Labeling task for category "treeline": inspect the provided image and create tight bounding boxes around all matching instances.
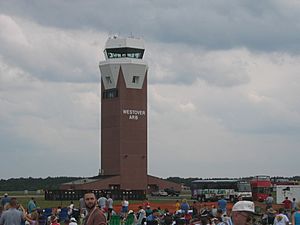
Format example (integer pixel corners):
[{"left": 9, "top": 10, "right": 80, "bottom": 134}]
[
  {"left": 166, "top": 177, "right": 200, "bottom": 187},
  {"left": 166, "top": 176, "right": 300, "bottom": 187},
  {"left": 0, "top": 177, "right": 82, "bottom": 191},
  {"left": 1, "top": 176, "right": 299, "bottom": 191}
]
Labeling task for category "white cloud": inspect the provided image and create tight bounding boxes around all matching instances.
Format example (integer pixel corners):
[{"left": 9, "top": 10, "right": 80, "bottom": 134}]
[
  {"left": 1, "top": 2, "right": 300, "bottom": 179},
  {"left": 0, "top": 14, "right": 107, "bottom": 83}
]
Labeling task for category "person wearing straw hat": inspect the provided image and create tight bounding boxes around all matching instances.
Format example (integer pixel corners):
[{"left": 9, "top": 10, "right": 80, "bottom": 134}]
[{"left": 263, "top": 208, "right": 276, "bottom": 225}]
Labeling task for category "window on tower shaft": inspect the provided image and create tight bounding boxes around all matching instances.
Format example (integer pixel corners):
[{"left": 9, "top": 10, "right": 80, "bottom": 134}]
[{"left": 102, "top": 88, "right": 118, "bottom": 99}]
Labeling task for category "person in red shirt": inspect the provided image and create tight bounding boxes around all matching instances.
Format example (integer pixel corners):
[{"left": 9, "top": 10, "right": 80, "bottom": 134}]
[{"left": 282, "top": 197, "right": 292, "bottom": 210}]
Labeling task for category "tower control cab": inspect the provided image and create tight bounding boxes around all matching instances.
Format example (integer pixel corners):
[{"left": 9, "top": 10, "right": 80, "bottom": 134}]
[{"left": 99, "top": 36, "right": 148, "bottom": 91}]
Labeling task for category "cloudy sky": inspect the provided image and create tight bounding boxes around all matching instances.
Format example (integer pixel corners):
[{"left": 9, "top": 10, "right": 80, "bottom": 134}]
[{"left": 1, "top": 0, "right": 300, "bottom": 179}]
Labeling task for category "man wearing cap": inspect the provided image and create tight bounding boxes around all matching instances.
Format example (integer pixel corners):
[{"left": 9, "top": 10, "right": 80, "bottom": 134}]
[
  {"left": 1, "top": 194, "right": 10, "bottom": 208},
  {"left": 83, "top": 192, "right": 107, "bottom": 225},
  {"left": 231, "top": 200, "right": 256, "bottom": 225}
]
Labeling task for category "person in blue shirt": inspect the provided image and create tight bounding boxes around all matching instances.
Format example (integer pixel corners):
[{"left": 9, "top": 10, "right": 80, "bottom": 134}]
[
  {"left": 146, "top": 209, "right": 160, "bottom": 225},
  {"left": 27, "top": 197, "right": 37, "bottom": 214},
  {"left": 180, "top": 199, "right": 189, "bottom": 215},
  {"left": 1, "top": 194, "right": 10, "bottom": 208},
  {"left": 218, "top": 196, "right": 227, "bottom": 214},
  {"left": 292, "top": 202, "right": 300, "bottom": 225}
]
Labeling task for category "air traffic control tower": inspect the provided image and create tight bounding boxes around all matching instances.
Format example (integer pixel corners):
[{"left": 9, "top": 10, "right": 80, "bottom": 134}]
[
  {"left": 99, "top": 36, "right": 148, "bottom": 190},
  {"left": 60, "top": 36, "right": 181, "bottom": 195}
]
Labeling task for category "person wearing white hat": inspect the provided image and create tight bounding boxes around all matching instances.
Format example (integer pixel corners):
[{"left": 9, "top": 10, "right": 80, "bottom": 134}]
[
  {"left": 231, "top": 200, "right": 256, "bottom": 225},
  {"left": 69, "top": 217, "right": 78, "bottom": 225}
]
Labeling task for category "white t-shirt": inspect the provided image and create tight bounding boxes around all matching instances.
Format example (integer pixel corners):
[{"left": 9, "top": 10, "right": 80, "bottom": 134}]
[
  {"left": 107, "top": 198, "right": 113, "bottom": 209},
  {"left": 274, "top": 213, "right": 289, "bottom": 225},
  {"left": 68, "top": 203, "right": 74, "bottom": 215},
  {"left": 123, "top": 200, "right": 129, "bottom": 207},
  {"left": 98, "top": 197, "right": 107, "bottom": 208}
]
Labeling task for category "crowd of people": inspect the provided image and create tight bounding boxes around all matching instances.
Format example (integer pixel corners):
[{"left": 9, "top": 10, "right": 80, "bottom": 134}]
[
  {"left": 261, "top": 195, "right": 300, "bottom": 225},
  {"left": 0, "top": 193, "right": 79, "bottom": 225},
  {"left": 1, "top": 192, "right": 300, "bottom": 225},
  {"left": 0, "top": 193, "right": 42, "bottom": 225}
]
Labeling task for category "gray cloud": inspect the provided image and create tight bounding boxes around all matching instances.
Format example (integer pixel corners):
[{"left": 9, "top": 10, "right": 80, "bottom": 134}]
[
  {"left": 1, "top": 1, "right": 300, "bottom": 52},
  {"left": 1, "top": 1, "right": 300, "bottom": 179},
  {"left": 0, "top": 14, "right": 105, "bottom": 83}
]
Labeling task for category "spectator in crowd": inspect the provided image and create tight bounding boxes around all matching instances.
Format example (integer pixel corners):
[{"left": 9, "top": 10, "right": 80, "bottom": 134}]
[
  {"left": 283, "top": 197, "right": 293, "bottom": 219},
  {"left": 0, "top": 197, "right": 26, "bottom": 225},
  {"left": 127, "top": 210, "right": 137, "bottom": 224},
  {"left": 180, "top": 199, "right": 189, "bottom": 215},
  {"left": 68, "top": 201, "right": 74, "bottom": 217},
  {"left": 283, "top": 197, "right": 292, "bottom": 211},
  {"left": 217, "top": 196, "right": 227, "bottom": 214},
  {"left": 292, "top": 202, "right": 300, "bottom": 225},
  {"left": 0, "top": 194, "right": 10, "bottom": 208},
  {"left": 175, "top": 200, "right": 180, "bottom": 212},
  {"left": 292, "top": 198, "right": 297, "bottom": 211},
  {"left": 27, "top": 197, "right": 37, "bottom": 214},
  {"left": 106, "top": 195, "right": 113, "bottom": 221},
  {"left": 231, "top": 200, "right": 257, "bottom": 225},
  {"left": 79, "top": 197, "right": 86, "bottom": 218},
  {"left": 137, "top": 205, "right": 146, "bottom": 225},
  {"left": 191, "top": 201, "right": 198, "bottom": 217},
  {"left": 49, "top": 215, "right": 60, "bottom": 225},
  {"left": 121, "top": 197, "right": 129, "bottom": 218},
  {"left": 161, "top": 209, "right": 173, "bottom": 225},
  {"left": 146, "top": 209, "right": 160, "bottom": 225},
  {"left": 25, "top": 210, "right": 39, "bottom": 225},
  {"left": 274, "top": 208, "right": 289, "bottom": 225},
  {"left": 143, "top": 198, "right": 150, "bottom": 209},
  {"left": 98, "top": 194, "right": 107, "bottom": 210},
  {"left": 69, "top": 217, "right": 78, "bottom": 225},
  {"left": 64, "top": 218, "right": 70, "bottom": 225},
  {"left": 84, "top": 192, "right": 106, "bottom": 225},
  {"left": 144, "top": 205, "right": 152, "bottom": 218},
  {"left": 262, "top": 208, "right": 276, "bottom": 225},
  {"left": 265, "top": 194, "right": 274, "bottom": 209},
  {"left": 216, "top": 208, "right": 225, "bottom": 220},
  {"left": 211, "top": 205, "right": 217, "bottom": 217}
]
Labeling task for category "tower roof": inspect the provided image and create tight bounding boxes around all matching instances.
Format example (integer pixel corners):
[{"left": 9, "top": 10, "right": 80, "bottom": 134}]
[{"left": 105, "top": 36, "right": 145, "bottom": 50}]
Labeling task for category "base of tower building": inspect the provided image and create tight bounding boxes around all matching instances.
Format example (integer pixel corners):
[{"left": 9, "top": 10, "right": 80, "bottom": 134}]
[{"left": 59, "top": 174, "right": 181, "bottom": 197}]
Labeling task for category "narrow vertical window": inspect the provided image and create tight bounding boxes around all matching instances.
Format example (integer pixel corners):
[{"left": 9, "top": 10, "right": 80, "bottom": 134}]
[
  {"left": 105, "top": 76, "right": 112, "bottom": 84},
  {"left": 132, "top": 76, "right": 139, "bottom": 84}
]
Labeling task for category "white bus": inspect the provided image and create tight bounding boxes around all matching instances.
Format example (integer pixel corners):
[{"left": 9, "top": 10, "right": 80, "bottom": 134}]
[{"left": 191, "top": 179, "right": 252, "bottom": 202}]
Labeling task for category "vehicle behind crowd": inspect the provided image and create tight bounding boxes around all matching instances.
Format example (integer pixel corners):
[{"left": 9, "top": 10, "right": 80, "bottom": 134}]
[
  {"left": 191, "top": 179, "right": 252, "bottom": 202},
  {"left": 250, "top": 176, "right": 272, "bottom": 202}
]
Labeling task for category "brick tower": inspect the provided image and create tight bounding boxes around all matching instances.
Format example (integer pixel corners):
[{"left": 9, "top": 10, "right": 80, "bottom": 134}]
[
  {"left": 99, "top": 36, "right": 148, "bottom": 190},
  {"left": 59, "top": 36, "right": 181, "bottom": 195}
]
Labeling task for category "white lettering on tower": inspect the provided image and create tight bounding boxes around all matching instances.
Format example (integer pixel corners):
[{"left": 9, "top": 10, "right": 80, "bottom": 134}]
[{"left": 122, "top": 109, "right": 146, "bottom": 120}]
